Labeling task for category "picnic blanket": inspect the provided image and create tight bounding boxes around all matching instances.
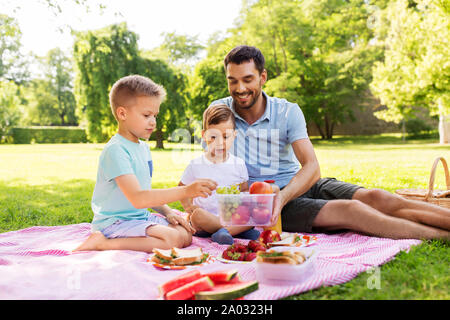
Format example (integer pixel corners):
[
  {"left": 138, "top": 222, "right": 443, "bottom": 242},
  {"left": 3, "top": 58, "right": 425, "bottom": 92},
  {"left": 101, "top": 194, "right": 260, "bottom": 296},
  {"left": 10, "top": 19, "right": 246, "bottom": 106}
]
[{"left": 0, "top": 223, "right": 421, "bottom": 300}]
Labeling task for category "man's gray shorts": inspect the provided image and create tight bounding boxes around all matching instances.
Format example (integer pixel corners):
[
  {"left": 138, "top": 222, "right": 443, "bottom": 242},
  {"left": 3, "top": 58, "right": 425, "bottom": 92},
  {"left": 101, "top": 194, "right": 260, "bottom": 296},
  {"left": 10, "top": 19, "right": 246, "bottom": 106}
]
[{"left": 281, "top": 178, "right": 364, "bottom": 233}]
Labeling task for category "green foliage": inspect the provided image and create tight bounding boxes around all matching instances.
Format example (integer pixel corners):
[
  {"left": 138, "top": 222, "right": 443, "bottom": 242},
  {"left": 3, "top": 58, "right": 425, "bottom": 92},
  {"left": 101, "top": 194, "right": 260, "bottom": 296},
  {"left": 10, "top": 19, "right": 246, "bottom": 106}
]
[
  {"left": 191, "top": 0, "right": 385, "bottom": 139},
  {"left": 0, "top": 81, "right": 22, "bottom": 143},
  {"left": 0, "top": 14, "right": 28, "bottom": 83},
  {"left": 403, "top": 118, "right": 433, "bottom": 137},
  {"left": 73, "top": 23, "right": 187, "bottom": 145},
  {"left": 73, "top": 23, "right": 141, "bottom": 142},
  {"left": 11, "top": 126, "right": 87, "bottom": 144},
  {"left": 157, "top": 32, "right": 204, "bottom": 66},
  {"left": 371, "top": 0, "right": 450, "bottom": 123}
]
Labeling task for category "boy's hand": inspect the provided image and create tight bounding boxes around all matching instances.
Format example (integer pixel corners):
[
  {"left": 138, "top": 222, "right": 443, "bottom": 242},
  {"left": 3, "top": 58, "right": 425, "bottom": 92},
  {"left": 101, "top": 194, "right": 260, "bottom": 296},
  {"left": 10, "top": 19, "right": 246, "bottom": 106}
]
[
  {"left": 166, "top": 212, "right": 196, "bottom": 233},
  {"left": 186, "top": 179, "right": 217, "bottom": 198}
]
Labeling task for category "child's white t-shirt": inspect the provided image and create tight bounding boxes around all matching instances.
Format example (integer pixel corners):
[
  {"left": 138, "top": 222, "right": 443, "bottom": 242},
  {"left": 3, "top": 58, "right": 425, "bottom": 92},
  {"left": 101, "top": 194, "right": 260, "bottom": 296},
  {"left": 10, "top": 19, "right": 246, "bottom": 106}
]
[{"left": 180, "top": 153, "right": 249, "bottom": 216}]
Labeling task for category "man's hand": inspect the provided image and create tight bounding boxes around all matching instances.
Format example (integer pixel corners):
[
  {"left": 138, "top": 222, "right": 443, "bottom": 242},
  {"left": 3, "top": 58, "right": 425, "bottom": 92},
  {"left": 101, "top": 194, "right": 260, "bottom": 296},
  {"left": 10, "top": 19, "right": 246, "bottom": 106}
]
[
  {"left": 270, "top": 184, "right": 285, "bottom": 226},
  {"left": 186, "top": 179, "right": 217, "bottom": 198},
  {"left": 165, "top": 211, "right": 196, "bottom": 234}
]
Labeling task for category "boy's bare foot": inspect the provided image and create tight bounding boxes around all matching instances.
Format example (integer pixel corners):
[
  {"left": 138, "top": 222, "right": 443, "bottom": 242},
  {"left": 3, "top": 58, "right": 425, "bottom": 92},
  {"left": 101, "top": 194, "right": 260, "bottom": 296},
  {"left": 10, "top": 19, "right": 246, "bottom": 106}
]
[{"left": 73, "top": 231, "right": 107, "bottom": 251}]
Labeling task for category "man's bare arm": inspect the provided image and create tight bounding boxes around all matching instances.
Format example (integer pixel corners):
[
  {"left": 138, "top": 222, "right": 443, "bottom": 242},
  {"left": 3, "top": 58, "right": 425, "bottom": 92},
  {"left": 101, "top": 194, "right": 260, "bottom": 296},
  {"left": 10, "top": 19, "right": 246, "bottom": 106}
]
[{"left": 270, "top": 138, "right": 321, "bottom": 224}]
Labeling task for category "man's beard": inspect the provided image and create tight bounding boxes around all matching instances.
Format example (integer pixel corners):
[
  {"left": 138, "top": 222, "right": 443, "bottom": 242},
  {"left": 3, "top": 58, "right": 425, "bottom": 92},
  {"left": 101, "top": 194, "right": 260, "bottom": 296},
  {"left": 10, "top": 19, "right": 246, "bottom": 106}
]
[{"left": 232, "top": 87, "right": 262, "bottom": 110}]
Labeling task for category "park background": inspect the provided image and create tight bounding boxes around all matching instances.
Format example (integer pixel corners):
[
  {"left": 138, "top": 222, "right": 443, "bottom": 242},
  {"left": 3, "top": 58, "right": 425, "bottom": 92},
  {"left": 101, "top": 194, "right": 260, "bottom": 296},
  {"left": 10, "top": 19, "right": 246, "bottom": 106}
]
[{"left": 0, "top": 0, "right": 449, "bottom": 299}]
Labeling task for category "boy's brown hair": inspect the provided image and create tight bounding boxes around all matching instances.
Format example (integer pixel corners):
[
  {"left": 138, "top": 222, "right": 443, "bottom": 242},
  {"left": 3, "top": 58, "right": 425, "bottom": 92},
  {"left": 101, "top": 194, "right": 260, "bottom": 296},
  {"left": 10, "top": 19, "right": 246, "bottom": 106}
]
[
  {"left": 109, "top": 75, "right": 166, "bottom": 120},
  {"left": 202, "top": 104, "right": 236, "bottom": 130}
]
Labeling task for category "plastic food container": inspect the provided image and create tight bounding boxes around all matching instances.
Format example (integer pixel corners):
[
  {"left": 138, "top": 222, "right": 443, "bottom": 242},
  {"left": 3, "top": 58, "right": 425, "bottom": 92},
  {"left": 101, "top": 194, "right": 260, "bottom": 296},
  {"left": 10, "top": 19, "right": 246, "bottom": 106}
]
[
  {"left": 254, "top": 247, "right": 317, "bottom": 284},
  {"left": 216, "top": 192, "right": 276, "bottom": 226}
]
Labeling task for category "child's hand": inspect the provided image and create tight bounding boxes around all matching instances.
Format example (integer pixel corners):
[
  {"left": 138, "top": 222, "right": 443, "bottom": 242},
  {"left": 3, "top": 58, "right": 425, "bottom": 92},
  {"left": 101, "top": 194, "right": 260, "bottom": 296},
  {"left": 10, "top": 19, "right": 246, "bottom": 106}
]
[
  {"left": 166, "top": 212, "right": 196, "bottom": 234},
  {"left": 186, "top": 179, "right": 217, "bottom": 198}
]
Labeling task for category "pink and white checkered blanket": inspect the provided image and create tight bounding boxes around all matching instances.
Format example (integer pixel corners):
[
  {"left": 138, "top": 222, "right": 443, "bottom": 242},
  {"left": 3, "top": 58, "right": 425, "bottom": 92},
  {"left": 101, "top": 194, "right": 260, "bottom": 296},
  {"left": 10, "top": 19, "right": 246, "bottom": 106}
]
[{"left": 0, "top": 223, "right": 421, "bottom": 300}]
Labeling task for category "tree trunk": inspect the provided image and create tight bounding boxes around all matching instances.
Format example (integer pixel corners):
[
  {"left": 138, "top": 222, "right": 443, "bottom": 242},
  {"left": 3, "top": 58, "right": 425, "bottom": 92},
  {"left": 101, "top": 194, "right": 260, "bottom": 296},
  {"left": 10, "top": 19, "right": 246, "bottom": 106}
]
[
  {"left": 401, "top": 120, "right": 406, "bottom": 143},
  {"left": 328, "top": 121, "right": 334, "bottom": 140},
  {"left": 315, "top": 122, "right": 325, "bottom": 140},
  {"left": 155, "top": 129, "right": 165, "bottom": 149},
  {"left": 324, "top": 114, "right": 333, "bottom": 140},
  {"left": 438, "top": 100, "right": 449, "bottom": 144}
]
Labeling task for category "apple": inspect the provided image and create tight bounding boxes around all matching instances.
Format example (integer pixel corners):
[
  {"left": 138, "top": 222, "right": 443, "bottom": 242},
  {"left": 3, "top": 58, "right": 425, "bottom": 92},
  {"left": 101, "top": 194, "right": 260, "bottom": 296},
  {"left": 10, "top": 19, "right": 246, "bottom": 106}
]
[
  {"left": 258, "top": 229, "right": 281, "bottom": 245},
  {"left": 231, "top": 205, "right": 250, "bottom": 224},
  {"left": 249, "top": 181, "right": 273, "bottom": 194},
  {"left": 251, "top": 206, "right": 271, "bottom": 224}
]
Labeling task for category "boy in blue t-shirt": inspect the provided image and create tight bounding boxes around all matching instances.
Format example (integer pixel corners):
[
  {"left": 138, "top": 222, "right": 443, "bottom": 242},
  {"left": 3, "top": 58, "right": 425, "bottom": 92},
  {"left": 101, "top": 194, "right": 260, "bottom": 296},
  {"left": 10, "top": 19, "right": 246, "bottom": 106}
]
[{"left": 74, "top": 75, "right": 217, "bottom": 253}]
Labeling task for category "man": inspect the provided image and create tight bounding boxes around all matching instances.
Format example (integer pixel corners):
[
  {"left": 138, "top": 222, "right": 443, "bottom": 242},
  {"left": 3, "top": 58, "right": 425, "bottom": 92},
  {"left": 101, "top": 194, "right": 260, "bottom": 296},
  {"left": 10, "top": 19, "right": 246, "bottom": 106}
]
[{"left": 210, "top": 45, "right": 450, "bottom": 240}]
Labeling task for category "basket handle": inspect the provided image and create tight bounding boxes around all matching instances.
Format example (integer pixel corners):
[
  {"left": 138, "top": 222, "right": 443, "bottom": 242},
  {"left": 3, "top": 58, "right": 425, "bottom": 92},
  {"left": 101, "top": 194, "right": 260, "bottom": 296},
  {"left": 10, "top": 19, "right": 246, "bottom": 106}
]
[{"left": 426, "top": 157, "right": 450, "bottom": 200}]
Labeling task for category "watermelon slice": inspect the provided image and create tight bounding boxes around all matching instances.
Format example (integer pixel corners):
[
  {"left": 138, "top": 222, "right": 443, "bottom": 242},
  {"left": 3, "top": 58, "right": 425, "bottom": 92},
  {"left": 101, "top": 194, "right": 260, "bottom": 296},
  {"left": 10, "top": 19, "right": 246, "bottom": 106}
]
[
  {"left": 166, "top": 276, "right": 214, "bottom": 300},
  {"left": 195, "top": 281, "right": 259, "bottom": 300},
  {"left": 158, "top": 270, "right": 202, "bottom": 297},
  {"left": 204, "top": 269, "right": 239, "bottom": 284}
]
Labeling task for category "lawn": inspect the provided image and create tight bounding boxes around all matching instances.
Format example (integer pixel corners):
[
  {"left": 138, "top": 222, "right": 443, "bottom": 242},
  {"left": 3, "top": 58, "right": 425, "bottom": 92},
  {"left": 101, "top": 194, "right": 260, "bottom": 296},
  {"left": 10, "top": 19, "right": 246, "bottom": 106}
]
[{"left": 0, "top": 134, "right": 449, "bottom": 299}]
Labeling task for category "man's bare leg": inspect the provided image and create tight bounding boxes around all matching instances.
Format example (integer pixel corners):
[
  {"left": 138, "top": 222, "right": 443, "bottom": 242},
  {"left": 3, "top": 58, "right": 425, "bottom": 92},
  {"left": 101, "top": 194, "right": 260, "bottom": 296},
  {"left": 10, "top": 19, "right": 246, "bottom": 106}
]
[
  {"left": 73, "top": 224, "right": 191, "bottom": 253},
  {"left": 353, "top": 189, "right": 450, "bottom": 231},
  {"left": 312, "top": 199, "right": 450, "bottom": 240}
]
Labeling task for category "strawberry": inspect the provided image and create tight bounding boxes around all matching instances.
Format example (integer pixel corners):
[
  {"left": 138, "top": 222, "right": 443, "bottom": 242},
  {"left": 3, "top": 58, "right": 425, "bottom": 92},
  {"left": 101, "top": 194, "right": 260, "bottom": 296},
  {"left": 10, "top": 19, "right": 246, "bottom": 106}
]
[
  {"left": 244, "top": 252, "right": 257, "bottom": 261},
  {"left": 233, "top": 243, "right": 247, "bottom": 253},
  {"left": 222, "top": 249, "right": 232, "bottom": 260},
  {"left": 254, "top": 243, "right": 267, "bottom": 252},
  {"left": 247, "top": 240, "right": 260, "bottom": 252},
  {"left": 236, "top": 252, "right": 246, "bottom": 261}
]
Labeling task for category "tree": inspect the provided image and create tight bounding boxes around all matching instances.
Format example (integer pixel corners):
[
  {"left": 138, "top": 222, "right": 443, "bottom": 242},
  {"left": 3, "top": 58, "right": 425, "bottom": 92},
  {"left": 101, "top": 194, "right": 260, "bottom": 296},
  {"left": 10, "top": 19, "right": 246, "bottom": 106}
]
[
  {"left": 370, "top": 0, "right": 450, "bottom": 143},
  {"left": 0, "top": 80, "right": 22, "bottom": 143},
  {"left": 237, "top": 0, "right": 385, "bottom": 139},
  {"left": 152, "top": 32, "right": 204, "bottom": 67},
  {"left": 0, "top": 14, "right": 27, "bottom": 143},
  {"left": 187, "top": 35, "right": 238, "bottom": 128},
  {"left": 73, "top": 23, "right": 143, "bottom": 142},
  {"left": 138, "top": 57, "right": 188, "bottom": 149},
  {"left": 0, "top": 14, "right": 28, "bottom": 83},
  {"left": 73, "top": 23, "right": 187, "bottom": 146}
]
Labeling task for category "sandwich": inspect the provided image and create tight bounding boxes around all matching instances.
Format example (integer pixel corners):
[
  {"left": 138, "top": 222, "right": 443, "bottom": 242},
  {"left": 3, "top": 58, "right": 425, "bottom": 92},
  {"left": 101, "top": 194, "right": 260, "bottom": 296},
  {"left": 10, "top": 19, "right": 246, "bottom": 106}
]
[
  {"left": 151, "top": 247, "right": 207, "bottom": 266},
  {"left": 256, "top": 249, "right": 306, "bottom": 265},
  {"left": 151, "top": 248, "right": 174, "bottom": 264},
  {"left": 268, "top": 234, "right": 302, "bottom": 247}
]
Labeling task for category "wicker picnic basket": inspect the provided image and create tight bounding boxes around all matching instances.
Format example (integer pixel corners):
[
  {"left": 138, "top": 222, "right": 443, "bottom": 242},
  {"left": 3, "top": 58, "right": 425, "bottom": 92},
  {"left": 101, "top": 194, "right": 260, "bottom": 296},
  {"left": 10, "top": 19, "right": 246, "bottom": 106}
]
[{"left": 395, "top": 157, "right": 450, "bottom": 209}]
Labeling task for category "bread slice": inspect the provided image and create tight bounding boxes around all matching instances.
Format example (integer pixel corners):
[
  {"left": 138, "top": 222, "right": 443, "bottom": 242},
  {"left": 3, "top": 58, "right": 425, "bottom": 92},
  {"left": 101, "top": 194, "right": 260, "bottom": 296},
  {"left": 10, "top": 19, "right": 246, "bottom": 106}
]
[
  {"left": 152, "top": 248, "right": 174, "bottom": 260},
  {"left": 256, "top": 250, "right": 306, "bottom": 265},
  {"left": 152, "top": 248, "right": 174, "bottom": 264},
  {"left": 268, "top": 236, "right": 295, "bottom": 247},
  {"left": 151, "top": 247, "right": 205, "bottom": 266},
  {"left": 171, "top": 247, "right": 204, "bottom": 266}
]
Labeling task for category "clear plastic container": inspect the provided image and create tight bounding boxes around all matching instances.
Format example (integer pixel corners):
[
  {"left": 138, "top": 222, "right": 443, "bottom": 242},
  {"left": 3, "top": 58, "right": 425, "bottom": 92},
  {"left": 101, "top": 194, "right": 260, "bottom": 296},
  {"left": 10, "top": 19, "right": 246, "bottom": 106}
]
[
  {"left": 254, "top": 247, "right": 317, "bottom": 284},
  {"left": 217, "top": 192, "right": 276, "bottom": 226}
]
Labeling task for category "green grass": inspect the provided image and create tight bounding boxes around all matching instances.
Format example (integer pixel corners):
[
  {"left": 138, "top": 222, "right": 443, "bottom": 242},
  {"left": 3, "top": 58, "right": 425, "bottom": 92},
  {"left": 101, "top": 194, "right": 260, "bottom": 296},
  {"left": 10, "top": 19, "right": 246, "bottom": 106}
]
[{"left": 0, "top": 135, "right": 449, "bottom": 299}]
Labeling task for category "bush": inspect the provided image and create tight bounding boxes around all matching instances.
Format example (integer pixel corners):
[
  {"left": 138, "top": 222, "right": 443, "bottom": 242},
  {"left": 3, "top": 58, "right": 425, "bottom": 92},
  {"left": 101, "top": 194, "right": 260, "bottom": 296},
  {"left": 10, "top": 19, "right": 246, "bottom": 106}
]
[
  {"left": 403, "top": 118, "right": 433, "bottom": 137},
  {"left": 11, "top": 126, "right": 87, "bottom": 144}
]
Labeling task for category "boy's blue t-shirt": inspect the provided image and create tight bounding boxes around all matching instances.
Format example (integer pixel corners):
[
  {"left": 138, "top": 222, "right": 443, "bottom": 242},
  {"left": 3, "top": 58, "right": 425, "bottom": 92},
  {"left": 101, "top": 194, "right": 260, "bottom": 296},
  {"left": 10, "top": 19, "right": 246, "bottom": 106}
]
[{"left": 91, "top": 133, "right": 153, "bottom": 231}]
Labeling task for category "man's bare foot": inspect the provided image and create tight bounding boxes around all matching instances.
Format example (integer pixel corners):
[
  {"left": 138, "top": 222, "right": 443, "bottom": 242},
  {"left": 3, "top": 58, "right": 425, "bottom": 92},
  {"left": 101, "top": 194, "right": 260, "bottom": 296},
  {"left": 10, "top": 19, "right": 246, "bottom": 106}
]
[{"left": 73, "top": 231, "right": 107, "bottom": 251}]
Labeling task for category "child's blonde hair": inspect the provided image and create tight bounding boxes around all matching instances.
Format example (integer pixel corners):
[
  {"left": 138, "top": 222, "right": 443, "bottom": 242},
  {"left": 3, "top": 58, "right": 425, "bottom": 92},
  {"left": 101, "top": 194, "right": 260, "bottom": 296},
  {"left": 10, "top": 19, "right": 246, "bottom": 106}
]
[{"left": 109, "top": 75, "right": 166, "bottom": 120}]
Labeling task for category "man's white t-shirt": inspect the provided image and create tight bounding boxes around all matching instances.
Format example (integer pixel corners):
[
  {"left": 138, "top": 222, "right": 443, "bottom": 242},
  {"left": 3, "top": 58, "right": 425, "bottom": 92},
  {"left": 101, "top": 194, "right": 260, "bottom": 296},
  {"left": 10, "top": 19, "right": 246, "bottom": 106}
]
[{"left": 180, "top": 153, "right": 249, "bottom": 216}]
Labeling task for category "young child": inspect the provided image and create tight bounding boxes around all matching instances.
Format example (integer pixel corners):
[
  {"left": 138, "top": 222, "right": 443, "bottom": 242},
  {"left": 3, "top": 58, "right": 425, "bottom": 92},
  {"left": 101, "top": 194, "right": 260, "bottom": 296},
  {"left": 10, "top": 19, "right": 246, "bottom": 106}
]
[
  {"left": 74, "top": 75, "right": 217, "bottom": 253},
  {"left": 178, "top": 104, "right": 260, "bottom": 244}
]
